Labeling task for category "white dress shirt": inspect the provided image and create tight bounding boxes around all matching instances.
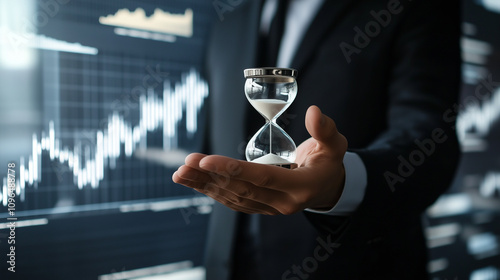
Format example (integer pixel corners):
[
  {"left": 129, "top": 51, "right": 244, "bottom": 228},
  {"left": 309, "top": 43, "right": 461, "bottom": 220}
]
[{"left": 261, "top": 0, "right": 368, "bottom": 215}]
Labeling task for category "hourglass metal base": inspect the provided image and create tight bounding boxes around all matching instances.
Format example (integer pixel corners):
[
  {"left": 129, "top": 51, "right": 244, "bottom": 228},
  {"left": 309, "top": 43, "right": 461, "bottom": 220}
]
[
  {"left": 246, "top": 152, "right": 299, "bottom": 168},
  {"left": 250, "top": 153, "right": 298, "bottom": 169},
  {"left": 277, "top": 163, "right": 298, "bottom": 169},
  {"left": 255, "top": 161, "right": 298, "bottom": 169}
]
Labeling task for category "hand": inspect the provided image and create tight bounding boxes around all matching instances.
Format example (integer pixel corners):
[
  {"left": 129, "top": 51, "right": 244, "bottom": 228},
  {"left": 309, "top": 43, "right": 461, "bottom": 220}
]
[{"left": 172, "top": 105, "right": 348, "bottom": 215}]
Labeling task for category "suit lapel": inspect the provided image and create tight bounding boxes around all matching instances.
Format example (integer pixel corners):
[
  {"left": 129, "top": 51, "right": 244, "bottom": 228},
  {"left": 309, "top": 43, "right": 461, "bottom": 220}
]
[
  {"left": 246, "top": 0, "right": 264, "bottom": 66},
  {"left": 206, "top": 1, "right": 361, "bottom": 279},
  {"left": 291, "top": 0, "right": 361, "bottom": 71}
]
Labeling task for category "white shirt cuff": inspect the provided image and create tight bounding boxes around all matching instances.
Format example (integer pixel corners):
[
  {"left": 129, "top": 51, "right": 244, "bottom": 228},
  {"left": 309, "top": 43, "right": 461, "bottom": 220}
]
[{"left": 305, "top": 152, "right": 367, "bottom": 216}]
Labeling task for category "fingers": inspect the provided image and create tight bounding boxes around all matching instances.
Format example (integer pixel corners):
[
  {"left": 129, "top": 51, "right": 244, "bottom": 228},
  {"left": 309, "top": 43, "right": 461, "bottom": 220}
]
[
  {"left": 184, "top": 153, "right": 209, "bottom": 170},
  {"left": 173, "top": 164, "right": 290, "bottom": 210},
  {"left": 197, "top": 155, "right": 307, "bottom": 192},
  {"left": 305, "top": 105, "right": 336, "bottom": 143},
  {"left": 195, "top": 186, "right": 281, "bottom": 215},
  {"left": 173, "top": 167, "right": 281, "bottom": 215},
  {"left": 305, "top": 105, "right": 348, "bottom": 157}
]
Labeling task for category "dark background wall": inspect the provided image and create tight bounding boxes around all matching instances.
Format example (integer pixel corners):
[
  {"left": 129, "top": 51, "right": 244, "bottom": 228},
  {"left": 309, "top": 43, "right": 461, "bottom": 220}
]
[
  {"left": 425, "top": 1, "right": 500, "bottom": 279},
  {"left": 0, "top": 0, "right": 498, "bottom": 279}
]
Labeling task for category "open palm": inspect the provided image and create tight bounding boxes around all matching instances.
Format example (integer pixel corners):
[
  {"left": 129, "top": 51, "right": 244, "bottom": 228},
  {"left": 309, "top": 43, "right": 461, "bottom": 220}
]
[{"left": 173, "top": 106, "right": 347, "bottom": 215}]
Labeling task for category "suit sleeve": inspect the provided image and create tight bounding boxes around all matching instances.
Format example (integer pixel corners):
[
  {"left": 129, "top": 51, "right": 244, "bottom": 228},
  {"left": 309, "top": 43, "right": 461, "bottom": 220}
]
[{"left": 305, "top": 0, "right": 461, "bottom": 238}]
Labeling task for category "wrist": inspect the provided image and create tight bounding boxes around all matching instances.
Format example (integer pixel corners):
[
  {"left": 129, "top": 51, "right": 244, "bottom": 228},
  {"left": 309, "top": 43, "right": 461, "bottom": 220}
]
[{"left": 310, "top": 164, "right": 345, "bottom": 210}]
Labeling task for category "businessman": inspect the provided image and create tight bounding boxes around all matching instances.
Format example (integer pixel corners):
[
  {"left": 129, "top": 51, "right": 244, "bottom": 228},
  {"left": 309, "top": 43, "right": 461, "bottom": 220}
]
[{"left": 173, "top": 0, "right": 461, "bottom": 279}]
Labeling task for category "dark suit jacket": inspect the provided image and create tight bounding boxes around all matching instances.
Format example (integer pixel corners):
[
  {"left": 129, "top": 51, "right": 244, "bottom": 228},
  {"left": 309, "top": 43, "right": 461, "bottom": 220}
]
[{"left": 203, "top": 0, "right": 461, "bottom": 279}]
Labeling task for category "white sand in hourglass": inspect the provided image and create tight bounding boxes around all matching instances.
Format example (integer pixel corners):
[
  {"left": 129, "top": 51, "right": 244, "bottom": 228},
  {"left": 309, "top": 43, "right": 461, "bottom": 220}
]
[
  {"left": 248, "top": 99, "right": 290, "bottom": 121},
  {"left": 252, "top": 153, "right": 293, "bottom": 164},
  {"left": 248, "top": 99, "right": 292, "bottom": 164}
]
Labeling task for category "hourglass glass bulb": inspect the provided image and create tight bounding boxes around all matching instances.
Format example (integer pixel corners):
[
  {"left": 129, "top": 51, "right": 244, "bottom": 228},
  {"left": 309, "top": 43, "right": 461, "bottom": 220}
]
[{"left": 243, "top": 68, "right": 298, "bottom": 168}]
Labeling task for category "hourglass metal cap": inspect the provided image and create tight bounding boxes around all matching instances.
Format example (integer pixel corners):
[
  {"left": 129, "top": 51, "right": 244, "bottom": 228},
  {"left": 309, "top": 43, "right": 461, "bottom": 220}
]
[{"left": 244, "top": 67, "right": 297, "bottom": 78}]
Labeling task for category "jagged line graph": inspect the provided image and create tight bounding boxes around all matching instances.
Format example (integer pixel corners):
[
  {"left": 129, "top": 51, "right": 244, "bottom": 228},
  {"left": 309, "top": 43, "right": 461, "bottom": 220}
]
[
  {"left": 1, "top": 69, "right": 208, "bottom": 206},
  {"left": 457, "top": 86, "right": 500, "bottom": 143},
  {"left": 0, "top": 28, "right": 99, "bottom": 55}
]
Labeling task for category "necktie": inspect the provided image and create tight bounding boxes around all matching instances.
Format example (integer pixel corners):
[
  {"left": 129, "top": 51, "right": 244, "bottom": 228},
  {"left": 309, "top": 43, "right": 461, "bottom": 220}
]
[
  {"left": 248, "top": 0, "right": 290, "bottom": 139},
  {"left": 262, "top": 0, "right": 289, "bottom": 66},
  {"left": 234, "top": 1, "right": 290, "bottom": 278}
]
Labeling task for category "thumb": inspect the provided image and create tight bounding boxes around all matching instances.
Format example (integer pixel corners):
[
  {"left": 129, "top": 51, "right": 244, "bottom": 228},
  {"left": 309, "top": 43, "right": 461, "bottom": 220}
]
[{"left": 305, "top": 105, "right": 347, "bottom": 154}]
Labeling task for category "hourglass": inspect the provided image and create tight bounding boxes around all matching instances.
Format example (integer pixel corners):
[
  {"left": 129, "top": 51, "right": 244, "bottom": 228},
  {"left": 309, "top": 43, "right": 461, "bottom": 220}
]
[{"left": 244, "top": 67, "right": 298, "bottom": 169}]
